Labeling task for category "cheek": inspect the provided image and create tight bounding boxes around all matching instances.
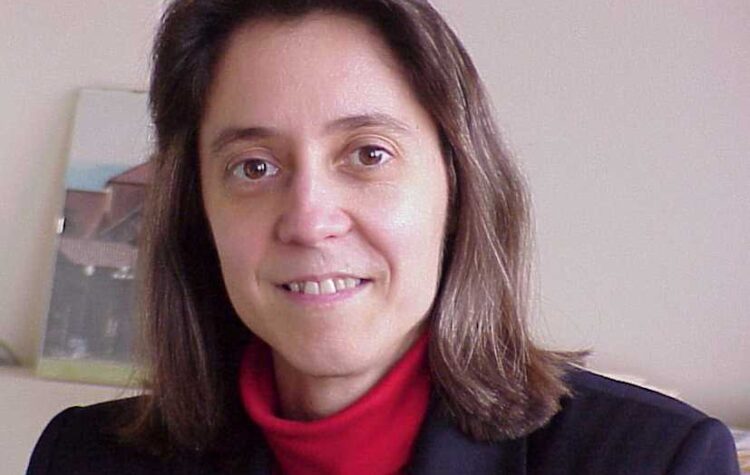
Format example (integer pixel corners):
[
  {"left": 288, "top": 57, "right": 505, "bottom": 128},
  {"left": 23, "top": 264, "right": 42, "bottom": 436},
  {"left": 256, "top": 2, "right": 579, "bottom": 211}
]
[
  {"left": 365, "top": 171, "right": 448, "bottom": 308},
  {"left": 205, "top": 203, "right": 271, "bottom": 295}
]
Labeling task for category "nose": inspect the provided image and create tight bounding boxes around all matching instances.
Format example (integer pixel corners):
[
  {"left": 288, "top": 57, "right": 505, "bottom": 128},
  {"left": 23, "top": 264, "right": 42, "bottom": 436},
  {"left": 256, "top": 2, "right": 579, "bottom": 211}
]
[{"left": 275, "top": 165, "right": 352, "bottom": 246}]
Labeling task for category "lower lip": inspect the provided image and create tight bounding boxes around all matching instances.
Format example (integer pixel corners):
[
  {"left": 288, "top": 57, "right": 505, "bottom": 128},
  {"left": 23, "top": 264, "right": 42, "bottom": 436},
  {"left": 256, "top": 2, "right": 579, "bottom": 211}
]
[{"left": 276, "top": 280, "right": 371, "bottom": 306}]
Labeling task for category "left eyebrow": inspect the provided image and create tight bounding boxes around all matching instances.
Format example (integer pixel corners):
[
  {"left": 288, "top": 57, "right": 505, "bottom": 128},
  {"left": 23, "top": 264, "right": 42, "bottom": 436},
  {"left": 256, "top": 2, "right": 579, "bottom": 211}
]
[{"left": 324, "top": 113, "right": 412, "bottom": 136}]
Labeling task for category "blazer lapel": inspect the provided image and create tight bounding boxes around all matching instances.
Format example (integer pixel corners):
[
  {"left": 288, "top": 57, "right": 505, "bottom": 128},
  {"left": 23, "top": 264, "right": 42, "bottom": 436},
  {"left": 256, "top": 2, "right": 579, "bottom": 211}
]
[{"left": 408, "top": 399, "right": 528, "bottom": 475}]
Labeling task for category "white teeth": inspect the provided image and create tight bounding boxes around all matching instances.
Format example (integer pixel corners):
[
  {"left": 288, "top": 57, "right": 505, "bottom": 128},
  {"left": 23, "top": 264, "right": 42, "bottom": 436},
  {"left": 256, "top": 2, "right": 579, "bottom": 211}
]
[
  {"left": 319, "top": 279, "right": 336, "bottom": 294},
  {"left": 303, "top": 281, "right": 320, "bottom": 295},
  {"left": 285, "top": 277, "right": 364, "bottom": 294}
]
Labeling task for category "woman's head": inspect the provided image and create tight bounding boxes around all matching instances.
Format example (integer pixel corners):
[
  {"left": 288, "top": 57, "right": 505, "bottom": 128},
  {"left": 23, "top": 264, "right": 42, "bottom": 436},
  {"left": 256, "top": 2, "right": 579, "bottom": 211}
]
[
  {"left": 199, "top": 12, "right": 448, "bottom": 389},
  {"left": 139, "top": 0, "right": 573, "bottom": 451}
]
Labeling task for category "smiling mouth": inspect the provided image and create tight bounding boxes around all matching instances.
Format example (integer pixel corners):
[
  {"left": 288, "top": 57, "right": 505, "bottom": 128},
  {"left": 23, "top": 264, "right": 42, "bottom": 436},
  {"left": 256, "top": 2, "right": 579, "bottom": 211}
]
[{"left": 280, "top": 277, "right": 371, "bottom": 295}]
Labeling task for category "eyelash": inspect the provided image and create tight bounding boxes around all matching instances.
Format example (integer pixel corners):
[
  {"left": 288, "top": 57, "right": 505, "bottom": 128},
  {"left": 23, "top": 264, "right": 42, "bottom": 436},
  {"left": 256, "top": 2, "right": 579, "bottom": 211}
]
[{"left": 226, "top": 144, "right": 396, "bottom": 184}]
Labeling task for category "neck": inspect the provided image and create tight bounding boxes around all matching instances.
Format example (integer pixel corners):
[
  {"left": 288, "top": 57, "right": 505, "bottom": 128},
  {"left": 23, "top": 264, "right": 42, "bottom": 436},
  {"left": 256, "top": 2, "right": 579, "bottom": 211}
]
[
  {"left": 270, "top": 330, "right": 422, "bottom": 420},
  {"left": 272, "top": 357, "right": 381, "bottom": 420},
  {"left": 239, "top": 330, "right": 432, "bottom": 475}
]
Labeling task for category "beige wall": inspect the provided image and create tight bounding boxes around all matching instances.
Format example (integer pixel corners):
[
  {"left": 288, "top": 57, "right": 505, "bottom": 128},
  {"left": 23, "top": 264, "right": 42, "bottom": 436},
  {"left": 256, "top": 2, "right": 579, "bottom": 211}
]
[
  {"left": 433, "top": 0, "right": 749, "bottom": 426},
  {"left": 0, "top": 1, "right": 160, "bottom": 473},
  {"left": 0, "top": 0, "right": 748, "bottom": 470},
  {"left": 0, "top": 0, "right": 158, "bottom": 363}
]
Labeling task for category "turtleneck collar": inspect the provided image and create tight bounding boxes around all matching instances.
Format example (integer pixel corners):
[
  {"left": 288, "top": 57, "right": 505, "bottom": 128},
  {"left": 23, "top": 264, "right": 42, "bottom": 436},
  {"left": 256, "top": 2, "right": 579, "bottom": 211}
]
[{"left": 238, "top": 331, "right": 431, "bottom": 475}]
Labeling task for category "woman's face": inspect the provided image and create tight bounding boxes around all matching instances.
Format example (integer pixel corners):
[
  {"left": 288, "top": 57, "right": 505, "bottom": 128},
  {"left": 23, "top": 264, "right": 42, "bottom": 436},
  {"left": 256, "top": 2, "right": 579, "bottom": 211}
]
[{"left": 199, "top": 13, "right": 448, "bottom": 380}]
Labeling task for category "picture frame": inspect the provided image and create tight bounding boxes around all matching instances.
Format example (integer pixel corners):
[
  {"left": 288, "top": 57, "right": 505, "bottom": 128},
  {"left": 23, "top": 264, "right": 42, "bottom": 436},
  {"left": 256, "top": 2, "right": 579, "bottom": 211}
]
[{"left": 37, "top": 88, "right": 151, "bottom": 386}]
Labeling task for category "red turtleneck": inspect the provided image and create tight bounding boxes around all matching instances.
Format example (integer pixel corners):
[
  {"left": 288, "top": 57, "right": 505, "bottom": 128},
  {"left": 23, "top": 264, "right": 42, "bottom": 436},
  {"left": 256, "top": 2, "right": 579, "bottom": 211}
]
[{"left": 238, "top": 332, "right": 431, "bottom": 475}]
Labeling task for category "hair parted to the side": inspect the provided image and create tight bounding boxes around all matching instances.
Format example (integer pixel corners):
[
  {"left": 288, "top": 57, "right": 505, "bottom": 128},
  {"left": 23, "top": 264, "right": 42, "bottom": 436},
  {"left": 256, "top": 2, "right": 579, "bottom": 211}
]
[{"left": 126, "top": 0, "right": 581, "bottom": 455}]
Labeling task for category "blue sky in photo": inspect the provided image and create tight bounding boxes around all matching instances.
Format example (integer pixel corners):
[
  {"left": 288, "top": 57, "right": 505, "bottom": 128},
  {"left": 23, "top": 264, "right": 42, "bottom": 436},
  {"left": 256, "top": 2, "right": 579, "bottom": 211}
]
[{"left": 65, "top": 164, "right": 130, "bottom": 191}]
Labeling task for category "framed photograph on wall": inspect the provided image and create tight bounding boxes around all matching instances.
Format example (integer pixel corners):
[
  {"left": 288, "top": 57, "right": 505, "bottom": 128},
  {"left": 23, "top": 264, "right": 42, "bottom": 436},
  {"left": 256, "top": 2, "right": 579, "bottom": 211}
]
[{"left": 37, "top": 88, "right": 152, "bottom": 386}]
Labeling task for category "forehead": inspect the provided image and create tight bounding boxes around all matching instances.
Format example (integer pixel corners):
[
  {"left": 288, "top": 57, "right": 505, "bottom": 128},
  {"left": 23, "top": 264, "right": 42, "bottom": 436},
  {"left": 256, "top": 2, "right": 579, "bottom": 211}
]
[{"left": 201, "top": 12, "right": 430, "bottom": 136}]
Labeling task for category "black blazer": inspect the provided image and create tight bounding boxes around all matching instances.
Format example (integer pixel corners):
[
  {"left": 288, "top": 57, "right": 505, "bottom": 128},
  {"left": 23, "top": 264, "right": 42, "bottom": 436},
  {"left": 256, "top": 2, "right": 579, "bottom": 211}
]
[{"left": 27, "top": 369, "right": 740, "bottom": 474}]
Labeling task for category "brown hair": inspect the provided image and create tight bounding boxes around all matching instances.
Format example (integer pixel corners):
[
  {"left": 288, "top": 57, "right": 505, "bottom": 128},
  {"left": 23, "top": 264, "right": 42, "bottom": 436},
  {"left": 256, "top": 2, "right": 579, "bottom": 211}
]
[{"left": 129, "top": 0, "right": 578, "bottom": 455}]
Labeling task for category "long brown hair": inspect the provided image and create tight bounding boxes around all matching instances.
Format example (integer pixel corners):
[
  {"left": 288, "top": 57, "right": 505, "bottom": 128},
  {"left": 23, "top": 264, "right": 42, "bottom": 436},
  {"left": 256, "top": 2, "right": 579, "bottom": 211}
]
[{"left": 129, "top": 0, "right": 577, "bottom": 454}]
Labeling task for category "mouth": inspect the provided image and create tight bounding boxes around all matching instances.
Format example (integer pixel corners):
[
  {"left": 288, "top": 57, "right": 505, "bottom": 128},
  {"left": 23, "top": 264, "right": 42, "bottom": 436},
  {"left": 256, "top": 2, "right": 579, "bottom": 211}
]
[{"left": 278, "top": 277, "right": 372, "bottom": 296}]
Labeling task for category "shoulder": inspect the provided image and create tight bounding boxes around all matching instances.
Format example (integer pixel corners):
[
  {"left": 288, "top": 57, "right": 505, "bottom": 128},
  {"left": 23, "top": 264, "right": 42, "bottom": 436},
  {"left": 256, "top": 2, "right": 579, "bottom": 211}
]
[
  {"left": 28, "top": 397, "right": 270, "bottom": 475},
  {"left": 28, "top": 398, "right": 164, "bottom": 475},
  {"left": 27, "top": 398, "right": 202, "bottom": 475},
  {"left": 527, "top": 367, "right": 739, "bottom": 474}
]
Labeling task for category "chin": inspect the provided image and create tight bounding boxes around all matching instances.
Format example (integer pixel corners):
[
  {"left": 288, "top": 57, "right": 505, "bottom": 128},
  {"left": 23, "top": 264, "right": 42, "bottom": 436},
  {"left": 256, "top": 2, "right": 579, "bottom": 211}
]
[{"left": 278, "top": 339, "right": 383, "bottom": 379}]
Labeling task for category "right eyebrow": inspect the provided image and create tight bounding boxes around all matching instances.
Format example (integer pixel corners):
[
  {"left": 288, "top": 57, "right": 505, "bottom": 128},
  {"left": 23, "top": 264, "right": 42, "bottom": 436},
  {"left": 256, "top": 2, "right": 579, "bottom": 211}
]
[{"left": 209, "top": 126, "right": 278, "bottom": 155}]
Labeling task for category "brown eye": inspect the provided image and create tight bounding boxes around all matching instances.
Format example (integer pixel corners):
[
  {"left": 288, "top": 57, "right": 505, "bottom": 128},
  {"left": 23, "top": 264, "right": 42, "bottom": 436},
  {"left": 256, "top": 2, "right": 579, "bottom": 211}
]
[
  {"left": 244, "top": 160, "right": 267, "bottom": 179},
  {"left": 354, "top": 146, "right": 393, "bottom": 167},
  {"left": 231, "top": 159, "right": 279, "bottom": 181}
]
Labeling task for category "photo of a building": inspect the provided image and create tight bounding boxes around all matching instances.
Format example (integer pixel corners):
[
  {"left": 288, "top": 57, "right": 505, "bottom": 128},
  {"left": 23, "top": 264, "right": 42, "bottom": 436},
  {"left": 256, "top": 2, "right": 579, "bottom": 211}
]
[{"left": 43, "top": 162, "right": 150, "bottom": 363}]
